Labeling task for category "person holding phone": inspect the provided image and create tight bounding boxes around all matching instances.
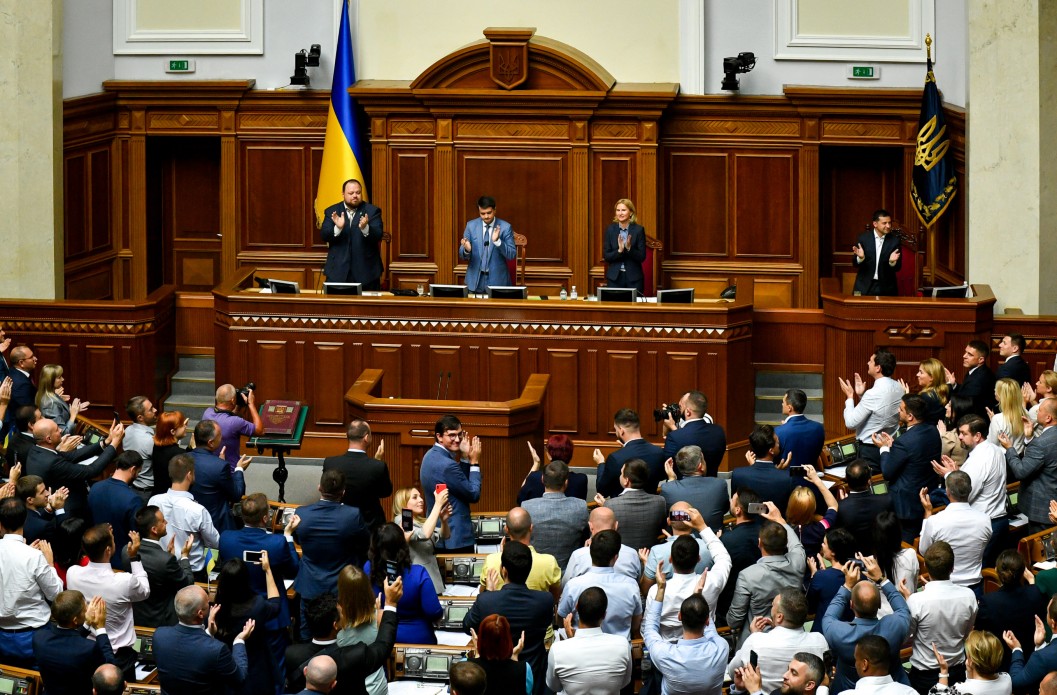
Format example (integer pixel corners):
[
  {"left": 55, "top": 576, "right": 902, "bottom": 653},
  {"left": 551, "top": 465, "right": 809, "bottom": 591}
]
[
  {"left": 420, "top": 414, "right": 482, "bottom": 553},
  {"left": 785, "top": 464, "right": 840, "bottom": 557},
  {"left": 391, "top": 486, "right": 451, "bottom": 594},
  {"left": 363, "top": 523, "right": 442, "bottom": 645},
  {"left": 211, "top": 553, "right": 282, "bottom": 695}
]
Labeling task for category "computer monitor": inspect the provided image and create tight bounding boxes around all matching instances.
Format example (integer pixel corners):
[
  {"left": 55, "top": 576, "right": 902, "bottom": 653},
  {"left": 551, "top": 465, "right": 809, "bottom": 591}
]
[
  {"left": 429, "top": 284, "right": 469, "bottom": 298},
  {"left": 486, "top": 285, "right": 527, "bottom": 300},
  {"left": 267, "top": 279, "right": 300, "bottom": 294},
  {"left": 323, "top": 282, "right": 362, "bottom": 296},
  {"left": 657, "top": 288, "right": 695, "bottom": 304},
  {"left": 597, "top": 287, "right": 639, "bottom": 303}
]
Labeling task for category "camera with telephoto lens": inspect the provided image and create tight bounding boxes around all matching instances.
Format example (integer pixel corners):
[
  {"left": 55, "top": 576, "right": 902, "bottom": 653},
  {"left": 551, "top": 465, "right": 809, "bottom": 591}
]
[
  {"left": 235, "top": 382, "right": 256, "bottom": 407},
  {"left": 653, "top": 402, "right": 682, "bottom": 423}
]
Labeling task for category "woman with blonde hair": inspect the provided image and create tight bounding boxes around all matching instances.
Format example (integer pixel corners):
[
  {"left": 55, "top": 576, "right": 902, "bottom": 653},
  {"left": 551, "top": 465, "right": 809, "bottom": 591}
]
[
  {"left": 392, "top": 486, "right": 450, "bottom": 594},
  {"left": 901, "top": 357, "right": 950, "bottom": 424},
  {"left": 36, "top": 363, "right": 88, "bottom": 435},
  {"left": 602, "top": 198, "right": 647, "bottom": 293},
  {"left": 336, "top": 564, "right": 388, "bottom": 695},
  {"left": 784, "top": 464, "right": 839, "bottom": 557},
  {"left": 1025, "top": 369, "right": 1057, "bottom": 423},
  {"left": 930, "top": 630, "right": 1011, "bottom": 694},
  {"left": 988, "top": 378, "right": 1028, "bottom": 455}
]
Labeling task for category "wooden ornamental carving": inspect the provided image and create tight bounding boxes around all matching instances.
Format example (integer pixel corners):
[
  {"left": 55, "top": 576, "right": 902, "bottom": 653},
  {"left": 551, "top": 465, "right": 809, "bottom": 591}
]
[{"left": 485, "top": 28, "right": 532, "bottom": 90}]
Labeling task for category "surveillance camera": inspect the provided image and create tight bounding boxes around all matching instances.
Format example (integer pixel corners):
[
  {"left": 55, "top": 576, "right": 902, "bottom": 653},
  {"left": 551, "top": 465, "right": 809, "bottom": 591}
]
[{"left": 721, "top": 51, "right": 757, "bottom": 91}]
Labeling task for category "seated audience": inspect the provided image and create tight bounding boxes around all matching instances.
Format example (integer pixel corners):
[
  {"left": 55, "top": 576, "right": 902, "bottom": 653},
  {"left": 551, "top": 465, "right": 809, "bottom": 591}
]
[
  {"left": 392, "top": 485, "right": 450, "bottom": 594},
  {"left": 521, "top": 460, "right": 589, "bottom": 570},
  {"left": 546, "top": 587, "right": 632, "bottom": 695},
  {"left": 364, "top": 522, "right": 443, "bottom": 645},
  {"left": 518, "top": 434, "right": 588, "bottom": 502}
]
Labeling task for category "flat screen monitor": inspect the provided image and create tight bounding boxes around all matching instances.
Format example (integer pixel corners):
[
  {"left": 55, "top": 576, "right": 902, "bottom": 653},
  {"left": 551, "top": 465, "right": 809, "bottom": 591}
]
[
  {"left": 926, "top": 284, "right": 971, "bottom": 298},
  {"left": 657, "top": 288, "right": 695, "bottom": 304},
  {"left": 597, "top": 287, "right": 639, "bottom": 303},
  {"left": 267, "top": 279, "right": 300, "bottom": 295},
  {"left": 430, "top": 284, "right": 468, "bottom": 298},
  {"left": 323, "top": 282, "right": 362, "bottom": 296},
  {"left": 486, "top": 285, "right": 527, "bottom": 300}
]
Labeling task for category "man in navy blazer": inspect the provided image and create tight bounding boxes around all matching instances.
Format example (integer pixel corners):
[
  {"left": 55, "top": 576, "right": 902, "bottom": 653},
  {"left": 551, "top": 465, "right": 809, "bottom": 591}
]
[
  {"left": 834, "top": 460, "right": 893, "bottom": 555},
  {"left": 731, "top": 425, "right": 803, "bottom": 514},
  {"left": 293, "top": 470, "right": 369, "bottom": 639},
  {"left": 851, "top": 209, "right": 902, "bottom": 296},
  {"left": 945, "top": 341, "right": 997, "bottom": 419},
  {"left": 775, "top": 389, "right": 825, "bottom": 469},
  {"left": 596, "top": 408, "right": 666, "bottom": 497},
  {"left": 33, "top": 591, "right": 116, "bottom": 695},
  {"left": 877, "top": 395, "right": 941, "bottom": 543},
  {"left": 154, "top": 585, "right": 251, "bottom": 695},
  {"left": 421, "top": 414, "right": 482, "bottom": 553},
  {"left": 319, "top": 178, "right": 385, "bottom": 289},
  {"left": 996, "top": 333, "right": 1032, "bottom": 386},
  {"left": 321, "top": 419, "right": 392, "bottom": 530},
  {"left": 662, "top": 391, "right": 727, "bottom": 477},
  {"left": 1007, "top": 595, "right": 1057, "bottom": 693},
  {"left": 4, "top": 345, "right": 37, "bottom": 433},
  {"left": 26, "top": 418, "right": 123, "bottom": 522},
  {"left": 87, "top": 451, "right": 145, "bottom": 568},
  {"left": 188, "top": 420, "right": 248, "bottom": 534},
  {"left": 459, "top": 195, "right": 517, "bottom": 294},
  {"left": 16, "top": 474, "right": 68, "bottom": 543}
]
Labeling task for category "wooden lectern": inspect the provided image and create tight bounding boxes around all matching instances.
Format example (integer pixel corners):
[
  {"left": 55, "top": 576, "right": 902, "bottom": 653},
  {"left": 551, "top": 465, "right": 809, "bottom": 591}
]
[{"left": 345, "top": 369, "right": 550, "bottom": 511}]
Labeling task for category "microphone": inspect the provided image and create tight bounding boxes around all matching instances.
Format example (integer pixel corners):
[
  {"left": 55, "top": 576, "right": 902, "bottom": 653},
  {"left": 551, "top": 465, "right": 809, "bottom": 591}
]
[
  {"left": 443, "top": 371, "right": 452, "bottom": 399},
  {"left": 435, "top": 371, "right": 444, "bottom": 400}
]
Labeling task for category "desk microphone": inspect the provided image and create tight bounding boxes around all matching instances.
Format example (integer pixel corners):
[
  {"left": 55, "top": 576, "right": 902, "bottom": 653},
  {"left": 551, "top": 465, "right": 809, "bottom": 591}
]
[
  {"left": 443, "top": 371, "right": 452, "bottom": 399},
  {"left": 435, "top": 371, "right": 444, "bottom": 400}
]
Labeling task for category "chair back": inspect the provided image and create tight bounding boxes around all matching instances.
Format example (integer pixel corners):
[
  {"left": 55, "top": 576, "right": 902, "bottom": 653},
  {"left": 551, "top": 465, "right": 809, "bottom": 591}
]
[
  {"left": 381, "top": 231, "right": 393, "bottom": 289},
  {"left": 505, "top": 232, "right": 527, "bottom": 285},
  {"left": 643, "top": 235, "right": 663, "bottom": 296}
]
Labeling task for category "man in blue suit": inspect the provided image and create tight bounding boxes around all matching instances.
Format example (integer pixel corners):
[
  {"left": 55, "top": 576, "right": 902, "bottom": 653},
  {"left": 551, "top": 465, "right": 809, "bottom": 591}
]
[
  {"left": 219, "top": 492, "right": 300, "bottom": 681},
  {"left": 293, "top": 470, "right": 369, "bottom": 640},
  {"left": 662, "top": 390, "right": 727, "bottom": 477},
  {"left": 421, "top": 414, "right": 482, "bottom": 553},
  {"left": 33, "top": 591, "right": 116, "bottom": 695},
  {"left": 87, "top": 451, "right": 144, "bottom": 568},
  {"left": 775, "top": 388, "right": 825, "bottom": 469},
  {"left": 595, "top": 408, "right": 666, "bottom": 497},
  {"left": 459, "top": 195, "right": 517, "bottom": 294},
  {"left": 731, "top": 425, "right": 803, "bottom": 515},
  {"left": 188, "top": 420, "right": 248, "bottom": 534},
  {"left": 154, "top": 585, "right": 252, "bottom": 695},
  {"left": 877, "top": 394, "right": 941, "bottom": 543},
  {"left": 1007, "top": 595, "right": 1057, "bottom": 693}
]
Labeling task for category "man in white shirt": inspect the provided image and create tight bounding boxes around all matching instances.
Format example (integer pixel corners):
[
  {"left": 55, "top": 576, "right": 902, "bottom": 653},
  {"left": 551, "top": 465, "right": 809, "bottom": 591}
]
[
  {"left": 123, "top": 395, "right": 159, "bottom": 499},
  {"left": 66, "top": 523, "right": 151, "bottom": 682},
  {"left": 902, "top": 541, "right": 977, "bottom": 693},
  {"left": 728, "top": 588, "right": 829, "bottom": 693},
  {"left": 147, "top": 453, "right": 220, "bottom": 580},
  {"left": 841, "top": 635, "right": 916, "bottom": 694},
  {"left": 931, "top": 413, "right": 1007, "bottom": 565},
  {"left": 546, "top": 586, "right": 632, "bottom": 695},
  {"left": 0, "top": 497, "right": 63, "bottom": 666},
  {"left": 918, "top": 471, "right": 991, "bottom": 595},
  {"left": 840, "top": 348, "right": 904, "bottom": 472}
]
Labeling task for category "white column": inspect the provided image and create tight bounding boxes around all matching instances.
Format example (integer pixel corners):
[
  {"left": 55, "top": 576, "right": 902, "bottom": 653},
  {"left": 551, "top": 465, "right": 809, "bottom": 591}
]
[{"left": 678, "top": 0, "right": 705, "bottom": 95}]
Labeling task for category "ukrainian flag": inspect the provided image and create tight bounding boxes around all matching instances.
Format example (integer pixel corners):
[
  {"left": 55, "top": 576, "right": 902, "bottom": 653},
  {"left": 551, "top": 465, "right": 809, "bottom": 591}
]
[
  {"left": 910, "top": 34, "right": 957, "bottom": 230},
  {"left": 314, "top": 0, "right": 367, "bottom": 228}
]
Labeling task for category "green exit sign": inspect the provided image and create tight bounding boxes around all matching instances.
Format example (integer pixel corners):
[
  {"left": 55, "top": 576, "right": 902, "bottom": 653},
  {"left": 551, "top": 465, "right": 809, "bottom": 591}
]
[
  {"left": 166, "top": 59, "right": 195, "bottom": 73},
  {"left": 848, "top": 65, "right": 879, "bottom": 80}
]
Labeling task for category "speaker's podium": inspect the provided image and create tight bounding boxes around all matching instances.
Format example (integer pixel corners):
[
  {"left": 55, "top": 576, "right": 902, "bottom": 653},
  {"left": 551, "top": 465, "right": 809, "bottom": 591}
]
[{"left": 345, "top": 369, "right": 549, "bottom": 510}]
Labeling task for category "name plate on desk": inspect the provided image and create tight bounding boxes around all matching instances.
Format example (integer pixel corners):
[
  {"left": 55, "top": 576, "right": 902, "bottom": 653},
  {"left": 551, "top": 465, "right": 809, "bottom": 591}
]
[{"left": 261, "top": 400, "right": 301, "bottom": 436}]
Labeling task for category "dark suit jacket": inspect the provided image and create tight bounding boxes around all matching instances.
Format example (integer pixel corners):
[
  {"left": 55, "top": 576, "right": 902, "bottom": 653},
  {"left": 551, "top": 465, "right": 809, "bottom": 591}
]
[
  {"left": 835, "top": 491, "right": 894, "bottom": 554},
  {"left": 604, "top": 488, "right": 667, "bottom": 551},
  {"left": 88, "top": 477, "right": 144, "bottom": 567},
  {"left": 5, "top": 368, "right": 35, "bottom": 431},
  {"left": 663, "top": 420, "right": 727, "bottom": 477},
  {"left": 293, "top": 499, "right": 368, "bottom": 599},
  {"left": 730, "top": 461, "right": 801, "bottom": 514},
  {"left": 879, "top": 423, "right": 941, "bottom": 521},
  {"left": 123, "top": 539, "right": 194, "bottom": 628},
  {"left": 188, "top": 448, "right": 244, "bottom": 533},
  {"left": 32, "top": 623, "right": 116, "bottom": 695},
  {"left": 602, "top": 222, "right": 647, "bottom": 284},
  {"left": 5, "top": 430, "right": 34, "bottom": 470},
  {"left": 1006, "top": 426, "right": 1057, "bottom": 525},
  {"left": 852, "top": 230, "right": 902, "bottom": 296},
  {"left": 219, "top": 526, "right": 300, "bottom": 631},
  {"left": 25, "top": 442, "right": 117, "bottom": 521},
  {"left": 284, "top": 641, "right": 327, "bottom": 693},
  {"left": 154, "top": 623, "right": 248, "bottom": 695},
  {"left": 462, "top": 583, "right": 554, "bottom": 695},
  {"left": 597, "top": 438, "right": 666, "bottom": 498},
  {"left": 997, "top": 354, "right": 1032, "bottom": 387},
  {"left": 951, "top": 365, "right": 997, "bottom": 419},
  {"left": 23, "top": 507, "right": 64, "bottom": 544},
  {"left": 775, "top": 415, "right": 826, "bottom": 469},
  {"left": 322, "top": 450, "right": 393, "bottom": 530},
  {"left": 516, "top": 470, "right": 588, "bottom": 504},
  {"left": 1011, "top": 638, "right": 1057, "bottom": 692},
  {"left": 320, "top": 200, "right": 384, "bottom": 285},
  {"left": 976, "top": 582, "right": 1049, "bottom": 672},
  {"left": 321, "top": 609, "right": 398, "bottom": 695}
]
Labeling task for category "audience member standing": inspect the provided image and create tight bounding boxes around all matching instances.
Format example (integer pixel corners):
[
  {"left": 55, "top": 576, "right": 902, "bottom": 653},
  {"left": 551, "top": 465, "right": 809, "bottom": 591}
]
[
  {"left": 595, "top": 408, "right": 666, "bottom": 498},
  {"left": 918, "top": 471, "right": 992, "bottom": 595},
  {"left": 124, "top": 505, "right": 194, "bottom": 628},
  {"left": 841, "top": 348, "right": 903, "bottom": 471},
  {"left": 944, "top": 341, "right": 997, "bottom": 419},
  {"left": 775, "top": 388, "right": 826, "bottom": 469},
  {"left": 147, "top": 453, "right": 220, "bottom": 581},
  {"left": 87, "top": 451, "right": 144, "bottom": 568},
  {"left": 1001, "top": 398, "right": 1057, "bottom": 533},
  {"left": 658, "top": 445, "right": 730, "bottom": 532},
  {"left": 662, "top": 391, "right": 727, "bottom": 477},
  {"left": 600, "top": 458, "right": 667, "bottom": 552},
  {"left": 322, "top": 418, "right": 392, "bottom": 531},
  {"left": 122, "top": 396, "right": 159, "bottom": 501},
  {"left": 521, "top": 461, "right": 589, "bottom": 570},
  {"left": 420, "top": 415, "right": 481, "bottom": 553},
  {"left": 876, "top": 394, "right": 942, "bottom": 543}
]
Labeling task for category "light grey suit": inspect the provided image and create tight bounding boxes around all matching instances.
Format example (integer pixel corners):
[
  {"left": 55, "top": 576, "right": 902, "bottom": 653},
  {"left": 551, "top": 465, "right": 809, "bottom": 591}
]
[
  {"left": 1006, "top": 425, "right": 1057, "bottom": 525},
  {"left": 725, "top": 522, "right": 806, "bottom": 647},
  {"left": 604, "top": 488, "right": 667, "bottom": 552},
  {"left": 522, "top": 492, "right": 588, "bottom": 571}
]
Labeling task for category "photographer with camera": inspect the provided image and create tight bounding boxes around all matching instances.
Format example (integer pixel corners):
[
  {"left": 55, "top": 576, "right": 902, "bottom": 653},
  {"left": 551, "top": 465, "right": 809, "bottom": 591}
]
[
  {"left": 202, "top": 383, "right": 262, "bottom": 471},
  {"left": 661, "top": 391, "right": 727, "bottom": 477}
]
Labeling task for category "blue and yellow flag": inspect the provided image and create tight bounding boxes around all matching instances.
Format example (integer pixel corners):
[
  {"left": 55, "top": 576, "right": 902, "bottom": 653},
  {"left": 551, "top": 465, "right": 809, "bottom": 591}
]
[
  {"left": 910, "top": 34, "right": 957, "bottom": 229},
  {"left": 314, "top": 0, "right": 367, "bottom": 228}
]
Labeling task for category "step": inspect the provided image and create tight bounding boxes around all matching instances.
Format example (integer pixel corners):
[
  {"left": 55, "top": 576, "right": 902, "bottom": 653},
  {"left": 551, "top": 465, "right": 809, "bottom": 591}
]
[
  {"left": 754, "top": 412, "right": 823, "bottom": 426},
  {"left": 178, "top": 355, "right": 215, "bottom": 373},
  {"left": 754, "top": 394, "right": 823, "bottom": 416},
  {"left": 171, "top": 371, "right": 216, "bottom": 397},
  {"left": 161, "top": 394, "right": 214, "bottom": 421},
  {"left": 755, "top": 371, "right": 823, "bottom": 390}
]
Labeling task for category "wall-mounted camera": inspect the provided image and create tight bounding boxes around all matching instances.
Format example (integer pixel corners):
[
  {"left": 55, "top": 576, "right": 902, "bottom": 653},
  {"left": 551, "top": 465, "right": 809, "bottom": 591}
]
[
  {"left": 721, "top": 52, "right": 756, "bottom": 91},
  {"left": 291, "top": 44, "right": 322, "bottom": 87}
]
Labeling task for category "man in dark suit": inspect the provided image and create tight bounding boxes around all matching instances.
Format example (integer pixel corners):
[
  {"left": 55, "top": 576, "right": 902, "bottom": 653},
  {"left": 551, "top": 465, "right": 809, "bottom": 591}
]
[
  {"left": 122, "top": 505, "right": 194, "bottom": 628},
  {"left": 731, "top": 424, "right": 802, "bottom": 514},
  {"left": 6, "top": 405, "right": 40, "bottom": 471},
  {"left": 600, "top": 458, "right": 667, "bottom": 552},
  {"left": 602, "top": 199, "right": 647, "bottom": 293},
  {"left": 997, "top": 332, "right": 1032, "bottom": 386},
  {"left": 658, "top": 445, "right": 729, "bottom": 531},
  {"left": 834, "top": 459, "right": 893, "bottom": 555},
  {"left": 16, "top": 474, "right": 68, "bottom": 543},
  {"left": 595, "top": 408, "right": 666, "bottom": 497},
  {"left": 877, "top": 394, "right": 941, "bottom": 543},
  {"left": 296, "top": 655, "right": 337, "bottom": 695},
  {"left": 945, "top": 340, "right": 997, "bottom": 419},
  {"left": 4, "top": 345, "right": 37, "bottom": 433},
  {"left": 662, "top": 390, "right": 727, "bottom": 477},
  {"left": 321, "top": 419, "right": 392, "bottom": 530},
  {"left": 293, "top": 469, "right": 369, "bottom": 640},
  {"left": 459, "top": 195, "right": 517, "bottom": 293},
  {"left": 32, "top": 591, "right": 116, "bottom": 695},
  {"left": 463, "top": 542, "right": 554, "bottom": 695},
  {"left": 775, "top": 388, "right": 826, "bottom": 469},
  {"left": 26, "top": 418, "right": 123, "bottom": 521},
  {"left": 188, "top": 420, "right": 247, "bottom": 534},
  {"left": 87, "top": 451, "right": 144, "bottom": 568},
  {"left": 284, "top": 595, "right": 338, "bottom": 693},
  {"left": 1007, "top": 595, "right": 1057, "bottom": 693},
  {"left": 319, "top": 178, "right": 385, "bottom": 289},
  {"left": 1002, "top": 399, "right": 1057, "bottom": 533},
  {"left": 852, "top": 209, "right": 902, "bottom": 296},
  {"left": 717, "top": 488, "right": 763, "bottom": 626},
  {"left": 154, "top": 585, "right": 251, "bottom": 695}
]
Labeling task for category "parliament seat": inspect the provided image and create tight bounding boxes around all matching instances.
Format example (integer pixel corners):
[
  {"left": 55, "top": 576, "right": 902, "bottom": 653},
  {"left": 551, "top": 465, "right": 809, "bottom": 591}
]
[{"left": 504, "top": 232, "right": 527, "bottom": 286}]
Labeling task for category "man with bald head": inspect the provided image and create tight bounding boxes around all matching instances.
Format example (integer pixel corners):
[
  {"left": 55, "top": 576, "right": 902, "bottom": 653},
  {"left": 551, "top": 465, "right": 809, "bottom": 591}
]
[
  {"left": 562, "top": 506, "right": 642, "bottom": 587},
  {"left": 1002, "top": 397, "right": 1057, "bottom": 533},
  {"left": 4, "top": 344, "right": 37, "bottom": 433},
  {"left": 298, "top": 654, "right": 337, "bottom": 694},
  {"left": 478, "top": 507, "right": 560, "bottom": 599},
  {"left": 821, "top": 555, "right": 912, "bottom": 692},
  {"left": 202, "top": 383, "right": 262, "bottom": 470},
  {"left": 26, "top": 418, "right": 123, "bottom": 521},
  {"left": 92, "top": 663, "right": 125, "bottom": 695},
  {"left": 1043, "top": 672, "right": 1057, "bottom": 695},
  {"left": 154, "top": 585, "right": 253, "bottom": 694}
]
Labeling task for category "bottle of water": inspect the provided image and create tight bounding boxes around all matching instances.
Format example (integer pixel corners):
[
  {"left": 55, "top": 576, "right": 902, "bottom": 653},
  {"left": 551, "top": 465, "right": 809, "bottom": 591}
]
[
  {"left": 570, "top": 285, "right": 578, "bottom": 299},
  {"left": 559, "top": 286, "right": 568, "bottom": 300}
]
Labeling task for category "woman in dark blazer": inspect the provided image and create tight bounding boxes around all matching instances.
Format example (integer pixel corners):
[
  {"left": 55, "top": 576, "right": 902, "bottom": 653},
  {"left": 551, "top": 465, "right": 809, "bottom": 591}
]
[
  {"left": 151, "top": 410, "right": 188, "bottom": 495},
  {"left": 603, "top": 198, "right": 647, "bottom": 293},
  {"left": 975, "top": 550, "right": 1048, "bottom": 672},
  {"left": 213, "top": 555, "right": 282, "bottom": 695}
]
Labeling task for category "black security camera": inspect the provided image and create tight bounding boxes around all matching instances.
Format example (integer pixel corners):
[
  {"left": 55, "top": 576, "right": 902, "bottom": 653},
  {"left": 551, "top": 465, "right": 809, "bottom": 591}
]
[
  {"left": 721, "top": 52, "right": 756, "bottom": 91},
  {"left": 291, "top": 44, "right": 322, "bottom": 86}
]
